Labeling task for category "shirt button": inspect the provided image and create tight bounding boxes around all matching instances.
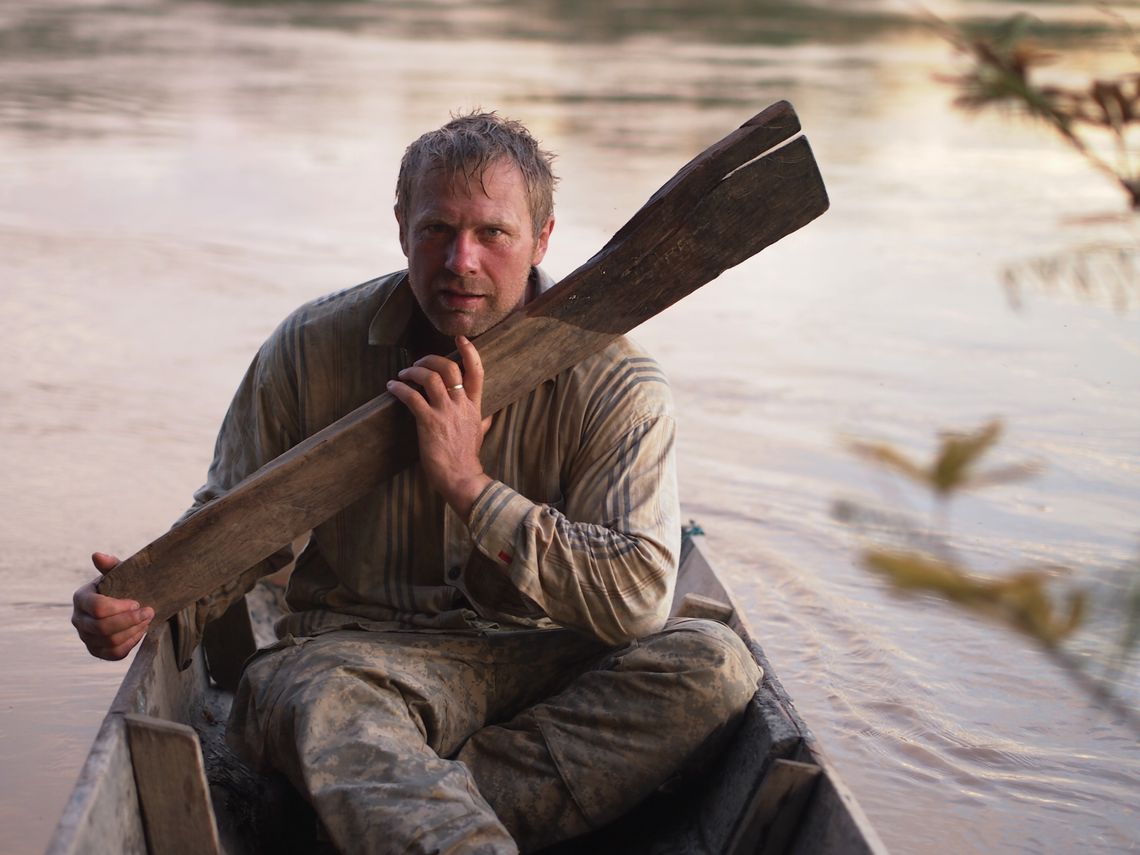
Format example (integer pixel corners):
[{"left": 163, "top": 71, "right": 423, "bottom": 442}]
[{"left": 447, "top": 566, "right": 461, "bottom": 581}]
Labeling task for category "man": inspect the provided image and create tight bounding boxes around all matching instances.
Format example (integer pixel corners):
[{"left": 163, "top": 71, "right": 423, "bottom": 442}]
[{"left": 72, "top": 112, "right": 760, "bottom": 854}]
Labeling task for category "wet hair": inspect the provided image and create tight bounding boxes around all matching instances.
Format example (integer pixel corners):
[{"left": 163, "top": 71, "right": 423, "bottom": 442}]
[{"left": 396, "top": 111, "right": 557, "bottom": 237}]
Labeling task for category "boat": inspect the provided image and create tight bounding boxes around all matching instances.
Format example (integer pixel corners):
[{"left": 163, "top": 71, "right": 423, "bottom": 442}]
[{"left": 48, "top": 528, "right": 889, "bottom": 854}]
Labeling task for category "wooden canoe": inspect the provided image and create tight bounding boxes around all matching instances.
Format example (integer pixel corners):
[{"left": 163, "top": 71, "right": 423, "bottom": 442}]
[{"left": 48, "top": 530, "right": 889, "bottom": 854}]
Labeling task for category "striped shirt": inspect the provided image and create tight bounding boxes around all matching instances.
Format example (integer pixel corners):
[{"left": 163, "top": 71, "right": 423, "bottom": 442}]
[{"left": 175, "top": 269, "right": 679, "bottom": 659}]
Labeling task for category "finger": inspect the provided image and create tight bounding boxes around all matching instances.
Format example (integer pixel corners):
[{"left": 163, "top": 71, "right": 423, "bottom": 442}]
[
  {"left": 73, "top": 601, "right": 153, "bottom": 636},
  {"left": 108, "top": 635, "right": 146, "bottom": 659},
  {"left": 387, "top": 379, "right": 433, "bottom": 419},
  {"left": 100, "top": 617, "right": 152, "bottom": 650},
  {"left": 456, "top": 336, "right": 484, "bottom": 403},
  {"left": 396, "top": 366, "right": 452, "bottom": 405},
  {"left": 79, "top": 615, "right": 151, "bottom": 652},
  {"left": 73, "top": 579, "right": 142, "bottom": 619},
  {"left": 91, "top": 552, "right": 121, "bottom": 575},
  {"left": 84, "top": 594, "right": 149, "bottom": 621},
  {"left": 411, "top": 354, "right": 464, "bottom": 389},
  {"left": 92, "top": 623, "right": 149, "bottom": 661}
]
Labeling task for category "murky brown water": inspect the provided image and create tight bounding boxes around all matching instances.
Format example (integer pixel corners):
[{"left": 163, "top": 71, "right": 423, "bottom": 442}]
[{"left": 3, "top": 1, "right": 1139, "bottom": 851}]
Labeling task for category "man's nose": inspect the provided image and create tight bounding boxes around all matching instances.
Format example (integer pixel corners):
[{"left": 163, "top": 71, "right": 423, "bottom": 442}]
[{"left": 446, "top": 232, "right": 479, "bottom": 276}]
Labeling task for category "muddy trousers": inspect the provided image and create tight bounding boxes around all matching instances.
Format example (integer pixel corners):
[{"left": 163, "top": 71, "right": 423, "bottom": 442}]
[{"left": 227, "top": 617, "right": 761, "bottom": 855}]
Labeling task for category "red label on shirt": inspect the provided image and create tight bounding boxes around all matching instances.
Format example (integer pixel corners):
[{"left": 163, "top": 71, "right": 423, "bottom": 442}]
[{"left": 498, "top": 550, "right": 513, "bottom": 565}]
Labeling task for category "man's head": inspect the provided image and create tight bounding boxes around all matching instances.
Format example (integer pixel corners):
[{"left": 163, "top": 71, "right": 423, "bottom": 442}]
[
  {"left": 395, "top": 112, "right": 558, "bottom": 341},
  {"left": 396, "top": 111, "right": 557, "bottom": 239}
]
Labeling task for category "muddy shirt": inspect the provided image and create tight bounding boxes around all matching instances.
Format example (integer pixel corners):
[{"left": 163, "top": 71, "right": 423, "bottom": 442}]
[{"left": 174, "top": 269, "right": 679, "bottom": 662}]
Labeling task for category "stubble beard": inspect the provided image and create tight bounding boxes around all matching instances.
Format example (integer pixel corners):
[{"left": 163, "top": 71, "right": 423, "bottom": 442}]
[{"left": 425, "top": 271, "right": 530, "bottom": 341}]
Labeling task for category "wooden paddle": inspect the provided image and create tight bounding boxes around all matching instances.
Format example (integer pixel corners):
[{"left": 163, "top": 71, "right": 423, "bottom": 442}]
[{"left": 99, "top": 100, "right": 829, "bottom": 622}]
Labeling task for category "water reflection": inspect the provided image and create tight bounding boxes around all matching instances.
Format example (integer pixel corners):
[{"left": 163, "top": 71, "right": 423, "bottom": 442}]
[
  {"left": 3, "top": 0, "right": 1126, "bottom": 147},
  {"left": 188, "top": 0, "right": 919, "bottom": 45},
  {"left": 191, "top": 0, "right": 1126, "bottom": 45}
]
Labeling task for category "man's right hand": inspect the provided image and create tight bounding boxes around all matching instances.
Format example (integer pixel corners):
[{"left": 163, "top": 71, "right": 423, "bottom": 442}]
[{"left": 71, "top": 552, "right": 154, "bottom": 661}]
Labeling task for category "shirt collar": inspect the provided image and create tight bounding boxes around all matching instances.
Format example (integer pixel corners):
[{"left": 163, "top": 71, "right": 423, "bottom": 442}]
[
  {"left": 367, "top": 273, "right": 415, "bottom": 346},
  {"left": 367, "top": 267, "right": 556, "bottom": 347}
]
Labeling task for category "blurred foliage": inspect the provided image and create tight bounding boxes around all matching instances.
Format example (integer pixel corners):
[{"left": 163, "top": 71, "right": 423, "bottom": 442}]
[
  {"left": 1003, "top": 240, "right": 1138, "bottom": 312},
  {"left": 937, "top": 10, "right": 1140, "bottom": 209},
  {"left": 837, "top": 419, "right": 1078, "bottom": 651},
  {"left": 837, "top": 419, "right": 1140, "bottom": 730},
  {"left": 935, "top": 9, "right": 1139, "bottom": 314},
  {"left": 846, "top": 419, "right": 1039, "bottom": 498},
  {"left": 889, "top": 8, "right": 1140, "bottom": 726},
  {"left": 862, "top": 548, "right": 1084, "bottom": 647}
]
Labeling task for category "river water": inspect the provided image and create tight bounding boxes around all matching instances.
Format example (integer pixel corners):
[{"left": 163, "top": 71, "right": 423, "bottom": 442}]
[{"left": 2, "top": 0, "right": 1138, "bottom": 852}]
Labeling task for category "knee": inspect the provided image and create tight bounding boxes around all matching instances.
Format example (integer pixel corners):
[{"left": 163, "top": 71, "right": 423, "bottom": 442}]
[
  {"left": 640, "top": 618, "right": 762, "bottom": 717},
  {"left": 235, "top": 639, "right": 383, "bottom": 742}
]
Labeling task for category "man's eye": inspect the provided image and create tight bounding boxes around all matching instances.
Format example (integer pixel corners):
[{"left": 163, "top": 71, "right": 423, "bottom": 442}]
[{"left": 484, "top": 227, "right": 504, "bottom": 238}]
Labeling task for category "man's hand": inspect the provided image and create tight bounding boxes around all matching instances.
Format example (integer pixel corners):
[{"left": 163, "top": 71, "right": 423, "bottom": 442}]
[
  {"left": 387, "top": 335, "right": 493, "bottom": 520},
  {"left": 71, "top": 552, "right": 154, "bottom": 661}
]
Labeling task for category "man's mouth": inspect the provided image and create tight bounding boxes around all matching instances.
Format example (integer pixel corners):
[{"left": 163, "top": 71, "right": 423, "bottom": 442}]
[{"left": 439, "top": 291, "right": 485, "bottom": 310}]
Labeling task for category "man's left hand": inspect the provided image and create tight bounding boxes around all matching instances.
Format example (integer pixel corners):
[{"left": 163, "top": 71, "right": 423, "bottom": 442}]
[{"left": 387, "top": 335, "right": 493, "bottom": 520}]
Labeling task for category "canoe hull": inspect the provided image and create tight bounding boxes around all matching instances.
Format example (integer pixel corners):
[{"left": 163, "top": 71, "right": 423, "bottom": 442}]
[{"left": 49, "top": 535, "right": 887, "bottom": 855}]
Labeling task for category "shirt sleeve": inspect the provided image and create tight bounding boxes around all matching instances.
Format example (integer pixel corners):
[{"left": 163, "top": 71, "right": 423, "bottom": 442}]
[
  {"left": 169, "top": 318, "right": 302, "bottom": 667},
  {"left": 467, "top": 399, "right": 680, "bottom": 646}
]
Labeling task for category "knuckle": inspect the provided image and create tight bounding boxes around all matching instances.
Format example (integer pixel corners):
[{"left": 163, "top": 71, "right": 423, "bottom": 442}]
[{"left": 89, "top": 601, "right": 114, "bottom": 619}]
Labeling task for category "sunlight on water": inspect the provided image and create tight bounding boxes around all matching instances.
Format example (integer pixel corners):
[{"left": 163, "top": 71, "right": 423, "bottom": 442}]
[{"left": 2, "top": 1, "right": 1138, "bottom": 851}]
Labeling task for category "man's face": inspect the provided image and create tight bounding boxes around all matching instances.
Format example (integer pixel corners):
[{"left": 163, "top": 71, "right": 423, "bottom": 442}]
[{"left": 397, "top": 158, "right": 554, "bottom": 339}]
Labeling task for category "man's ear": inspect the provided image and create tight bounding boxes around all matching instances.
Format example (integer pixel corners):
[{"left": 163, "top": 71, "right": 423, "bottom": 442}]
[
  {"left": 531, "top": 216, "right": 555, "bottom": 266},
  {"left": 395, "top": 206, "right": 409, "bottom": 257}
]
